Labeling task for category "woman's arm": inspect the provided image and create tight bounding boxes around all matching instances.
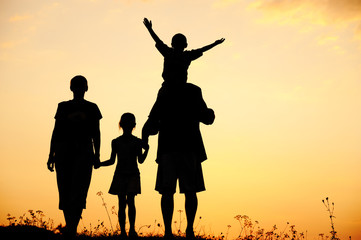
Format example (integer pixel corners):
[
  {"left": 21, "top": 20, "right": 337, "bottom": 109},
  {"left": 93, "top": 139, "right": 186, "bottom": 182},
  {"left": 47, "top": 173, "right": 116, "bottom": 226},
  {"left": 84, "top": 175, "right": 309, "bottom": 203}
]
[
  {"left": 93, "top": 120, "right": 101, "bottom": 168},
  {"left": 47, "top": 120, "right": 60, "bottom": 172}
]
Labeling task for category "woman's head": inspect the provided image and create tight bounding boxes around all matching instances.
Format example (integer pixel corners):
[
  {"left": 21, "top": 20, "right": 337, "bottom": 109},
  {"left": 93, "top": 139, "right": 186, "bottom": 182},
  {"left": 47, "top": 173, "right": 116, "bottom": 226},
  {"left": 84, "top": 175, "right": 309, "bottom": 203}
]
[
  {"left": 70, "top": 75, "right": 88, "bottom": 93},
  {"left": 119, "top": 113, "right": 136, "bottom": 131}
]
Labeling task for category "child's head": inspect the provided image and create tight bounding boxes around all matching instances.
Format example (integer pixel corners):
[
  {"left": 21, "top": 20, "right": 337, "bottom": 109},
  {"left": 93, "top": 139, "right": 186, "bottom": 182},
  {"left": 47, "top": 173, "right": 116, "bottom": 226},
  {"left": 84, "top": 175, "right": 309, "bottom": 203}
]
[
  {"left": 119, "top": 113, "right": 136, "bottom": 132},
  {"left": 171, "top": 33, "right": 188, "bottom": 50},
  {"left": 70, "top": 75, "right": 88, "bottom": 93}
]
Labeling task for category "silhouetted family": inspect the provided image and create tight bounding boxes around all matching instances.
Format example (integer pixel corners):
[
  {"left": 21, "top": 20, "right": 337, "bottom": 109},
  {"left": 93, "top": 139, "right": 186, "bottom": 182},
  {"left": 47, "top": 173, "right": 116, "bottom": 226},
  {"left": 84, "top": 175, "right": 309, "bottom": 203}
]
[{"left": 47, "top": 18, "right": 224, "bottom": 239}]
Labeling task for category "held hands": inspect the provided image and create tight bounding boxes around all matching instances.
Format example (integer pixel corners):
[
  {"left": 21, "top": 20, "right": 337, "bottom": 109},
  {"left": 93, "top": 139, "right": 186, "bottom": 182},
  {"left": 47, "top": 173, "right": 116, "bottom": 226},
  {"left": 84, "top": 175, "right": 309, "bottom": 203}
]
[
  {"left": 143, "top": 18, "right": 152, "bottom": 29},
  {"left": 93, "top": 154, "right": 101, "bottom": 169},
  {"left": 215, "top": 38, "right": 225, "bottom": 45}
]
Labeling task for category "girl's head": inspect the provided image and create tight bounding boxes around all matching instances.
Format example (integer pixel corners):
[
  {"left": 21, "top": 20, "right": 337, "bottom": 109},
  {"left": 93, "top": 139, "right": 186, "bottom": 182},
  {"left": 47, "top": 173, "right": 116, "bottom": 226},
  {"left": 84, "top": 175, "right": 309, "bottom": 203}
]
[
  {"left": 119, "top": 113, "right": 136, "bottom": 132},
  {"left": 171, "top": 33, "right": 188, "bottom": 50}
]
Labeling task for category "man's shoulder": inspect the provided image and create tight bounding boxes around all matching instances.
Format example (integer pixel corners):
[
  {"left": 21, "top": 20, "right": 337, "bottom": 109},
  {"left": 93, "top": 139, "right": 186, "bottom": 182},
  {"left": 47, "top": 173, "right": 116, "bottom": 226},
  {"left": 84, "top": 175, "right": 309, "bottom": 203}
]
[{"left": 185, "top": 83, "right": 202, "bottom": 93}]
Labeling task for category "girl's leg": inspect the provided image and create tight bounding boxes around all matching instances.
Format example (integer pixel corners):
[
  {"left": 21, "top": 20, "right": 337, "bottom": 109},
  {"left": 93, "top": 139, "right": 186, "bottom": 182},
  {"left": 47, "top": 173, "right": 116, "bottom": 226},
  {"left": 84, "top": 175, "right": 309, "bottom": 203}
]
[
  {"left": 118, "top": 194, "right": 127, "bottom": 234},
  {"left": 127, "top": 194, "right": 136, "bottom": 235}
]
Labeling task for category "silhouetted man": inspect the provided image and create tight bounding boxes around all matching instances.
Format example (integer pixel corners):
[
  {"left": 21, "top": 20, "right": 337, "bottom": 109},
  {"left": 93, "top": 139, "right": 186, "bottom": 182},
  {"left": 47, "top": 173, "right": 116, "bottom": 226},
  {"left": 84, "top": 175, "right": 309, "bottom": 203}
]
[{"left": 142, "top": 83, "right": 215, "bottom": 238}]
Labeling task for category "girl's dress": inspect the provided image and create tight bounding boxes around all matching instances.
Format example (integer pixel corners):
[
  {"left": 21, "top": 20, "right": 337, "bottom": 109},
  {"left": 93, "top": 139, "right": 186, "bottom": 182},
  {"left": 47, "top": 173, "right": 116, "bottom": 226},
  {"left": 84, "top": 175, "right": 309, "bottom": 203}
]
[{"left": 108, "top": 135, "right": 142, "bottom": 195}]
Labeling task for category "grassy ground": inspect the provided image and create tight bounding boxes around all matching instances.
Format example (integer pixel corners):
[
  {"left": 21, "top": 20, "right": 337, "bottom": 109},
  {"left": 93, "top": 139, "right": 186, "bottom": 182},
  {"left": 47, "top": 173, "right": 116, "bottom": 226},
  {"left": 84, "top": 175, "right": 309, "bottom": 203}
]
[
  {"left": 1, "top": 198, "right": 341, "bottom": 240},
  {"left": 0, "top": 225, "right": 208, "bottom": 240}
]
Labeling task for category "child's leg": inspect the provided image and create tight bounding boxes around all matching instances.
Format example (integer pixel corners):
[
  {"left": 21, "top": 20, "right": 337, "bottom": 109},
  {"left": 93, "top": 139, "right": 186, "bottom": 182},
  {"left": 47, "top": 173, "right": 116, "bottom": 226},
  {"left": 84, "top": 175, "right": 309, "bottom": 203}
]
[
  {"left": 118, "top": 194, "right": 127, "bottom": 234},
  {"left": 127, "top": 194, "right": 136, "bottom": 233}
]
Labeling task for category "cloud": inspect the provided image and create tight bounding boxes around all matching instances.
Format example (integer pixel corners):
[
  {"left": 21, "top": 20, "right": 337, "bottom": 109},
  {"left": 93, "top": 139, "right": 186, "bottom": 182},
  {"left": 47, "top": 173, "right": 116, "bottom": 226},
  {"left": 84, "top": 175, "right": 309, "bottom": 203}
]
[
  {"left": 8, "top": 14, "right": 32, "bottom": 23},
  {"left": 212, "top": 0, "right": 241, "bottom": 8},
  {"left": 249, "top": 0, "right": 361, "bottom": 50},
  {"left": 317, "top": 35, "right": 338, "bottom": 45},
  {"left": 250, "top": 0, "right": 361, "bottom": 26}
]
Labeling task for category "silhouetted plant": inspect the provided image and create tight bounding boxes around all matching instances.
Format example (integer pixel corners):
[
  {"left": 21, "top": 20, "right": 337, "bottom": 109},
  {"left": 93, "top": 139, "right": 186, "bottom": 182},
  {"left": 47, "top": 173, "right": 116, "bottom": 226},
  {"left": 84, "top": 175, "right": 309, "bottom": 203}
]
[
  {"left": 322, "top": 197, "right": 339, "bottom": 240},
  {"left": 96, "top": 191, "right": 114, "bottom": 235}
]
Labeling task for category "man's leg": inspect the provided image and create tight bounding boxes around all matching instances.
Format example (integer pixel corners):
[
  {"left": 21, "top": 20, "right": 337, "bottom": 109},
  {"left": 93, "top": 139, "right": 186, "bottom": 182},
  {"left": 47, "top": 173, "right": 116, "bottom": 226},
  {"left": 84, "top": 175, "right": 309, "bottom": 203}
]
[
  {"left": 185, "top": 192, "right": 198, "bottom": 238},
  {"left": 161, "top": 193, "right": 174, "bottom": 237}
]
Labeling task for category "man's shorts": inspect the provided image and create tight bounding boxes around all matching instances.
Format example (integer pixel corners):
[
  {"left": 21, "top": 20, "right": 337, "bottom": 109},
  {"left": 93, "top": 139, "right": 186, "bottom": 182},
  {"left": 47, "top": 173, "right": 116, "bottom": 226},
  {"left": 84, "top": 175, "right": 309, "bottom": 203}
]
[{"left": 155, "top": 152, "right": 205, "bottom": 194}]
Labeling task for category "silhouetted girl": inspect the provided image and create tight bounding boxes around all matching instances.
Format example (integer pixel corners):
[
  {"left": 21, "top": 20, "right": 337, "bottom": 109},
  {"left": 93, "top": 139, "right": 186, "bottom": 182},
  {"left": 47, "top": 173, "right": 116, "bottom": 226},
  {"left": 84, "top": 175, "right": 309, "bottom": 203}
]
[{"left": 99, "top": 113, "right": 148, "bottom": 238}]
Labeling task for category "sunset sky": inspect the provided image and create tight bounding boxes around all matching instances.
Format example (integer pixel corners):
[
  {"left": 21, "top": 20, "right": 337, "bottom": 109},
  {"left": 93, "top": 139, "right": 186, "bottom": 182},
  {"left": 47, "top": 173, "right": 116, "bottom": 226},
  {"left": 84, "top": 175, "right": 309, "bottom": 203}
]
[{"left": 1, "top": 0, "right": 361, "bottom": 239}]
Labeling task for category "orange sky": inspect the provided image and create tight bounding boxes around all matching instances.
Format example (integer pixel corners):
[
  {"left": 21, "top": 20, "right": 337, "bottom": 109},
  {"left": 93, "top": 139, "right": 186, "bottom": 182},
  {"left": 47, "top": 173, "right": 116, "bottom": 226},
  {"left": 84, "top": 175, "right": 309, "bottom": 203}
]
[{"left": 1, "top": 0, "right": 361, "bottom": 239}]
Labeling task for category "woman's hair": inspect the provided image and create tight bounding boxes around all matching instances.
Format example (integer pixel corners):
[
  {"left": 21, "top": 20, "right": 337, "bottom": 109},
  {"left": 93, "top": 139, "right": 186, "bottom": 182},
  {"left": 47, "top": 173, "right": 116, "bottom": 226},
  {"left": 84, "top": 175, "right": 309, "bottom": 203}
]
[
  {"left": 70, "top": 75, "right": 88, "bottom": 92},
  {"left": 119, "top": 112, "right": 136, "bottom": 130}
]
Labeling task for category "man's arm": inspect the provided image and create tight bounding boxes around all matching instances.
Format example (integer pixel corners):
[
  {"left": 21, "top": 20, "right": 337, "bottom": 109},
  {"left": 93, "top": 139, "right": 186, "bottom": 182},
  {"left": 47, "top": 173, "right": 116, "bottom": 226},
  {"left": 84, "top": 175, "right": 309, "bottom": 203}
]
[
  {"left": 143, "top": 18, "right": 162, "bottom": 44},
  {"left": 199, "top": 38, "right": 225, "bottom": 53},
  {"left": 138, "top": 143, "right": 149, "bottom": 164},
  {"left": 196, "top": 87, "right": 215, "bottom": 125}
]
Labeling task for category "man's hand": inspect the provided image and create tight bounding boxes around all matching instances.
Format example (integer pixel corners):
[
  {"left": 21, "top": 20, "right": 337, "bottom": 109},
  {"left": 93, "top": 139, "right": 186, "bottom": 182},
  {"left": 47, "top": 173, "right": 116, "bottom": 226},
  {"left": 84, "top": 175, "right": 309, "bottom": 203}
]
[
  {"left": 93, "top": 156, "right": 101, "bottom": 169},
  {"left": 143, "top": 18, "right": 152, "bottom": 29},
  {"left": 47, "top": 155, "right": 55, "bottom": 172}
]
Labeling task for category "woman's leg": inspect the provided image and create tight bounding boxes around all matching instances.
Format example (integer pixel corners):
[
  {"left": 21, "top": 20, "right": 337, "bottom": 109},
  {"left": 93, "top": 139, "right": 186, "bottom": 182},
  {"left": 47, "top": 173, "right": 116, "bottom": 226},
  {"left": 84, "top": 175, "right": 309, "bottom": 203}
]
[{"left": 63, "top": 208, "right": 83, "bottom": 237}]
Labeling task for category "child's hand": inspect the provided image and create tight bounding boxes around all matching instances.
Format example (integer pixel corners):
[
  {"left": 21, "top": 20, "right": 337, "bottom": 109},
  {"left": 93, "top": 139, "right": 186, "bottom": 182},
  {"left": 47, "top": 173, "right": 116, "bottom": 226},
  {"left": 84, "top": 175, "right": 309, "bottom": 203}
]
[
  {"left": 143, "top": 18, "right": 152, "bottom": 29},
  {"left": 215, "top": 38, "right": 225, "bottom": 45}
]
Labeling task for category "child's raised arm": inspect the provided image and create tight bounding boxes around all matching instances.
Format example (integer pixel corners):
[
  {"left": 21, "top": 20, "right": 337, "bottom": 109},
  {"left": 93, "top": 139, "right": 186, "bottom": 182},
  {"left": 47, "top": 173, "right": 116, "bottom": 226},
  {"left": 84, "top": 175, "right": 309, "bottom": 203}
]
[
  {"left": 99, "top": 140, "right": 117, "bottom": 167},
  {"left": 143, "top": 18, "right": 162, "bottom": 44},
  {"left": 199, "top": 38, "right": 225, "bottom": 53}
]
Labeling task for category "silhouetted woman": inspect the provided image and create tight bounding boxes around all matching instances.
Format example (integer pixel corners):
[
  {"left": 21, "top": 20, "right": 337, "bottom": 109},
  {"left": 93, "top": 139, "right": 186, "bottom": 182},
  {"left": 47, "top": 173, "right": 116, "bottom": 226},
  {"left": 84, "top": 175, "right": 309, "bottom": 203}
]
[{"left": 47, "top": 75, "right": 102, "bottom": 238}]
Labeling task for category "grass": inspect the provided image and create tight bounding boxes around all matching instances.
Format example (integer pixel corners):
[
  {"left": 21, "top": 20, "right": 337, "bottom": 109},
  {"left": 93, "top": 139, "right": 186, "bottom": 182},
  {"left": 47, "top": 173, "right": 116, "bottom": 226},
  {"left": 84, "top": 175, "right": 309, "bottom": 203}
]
[{"left": 1, "top": 197, "right": 343, "bottom": 240}]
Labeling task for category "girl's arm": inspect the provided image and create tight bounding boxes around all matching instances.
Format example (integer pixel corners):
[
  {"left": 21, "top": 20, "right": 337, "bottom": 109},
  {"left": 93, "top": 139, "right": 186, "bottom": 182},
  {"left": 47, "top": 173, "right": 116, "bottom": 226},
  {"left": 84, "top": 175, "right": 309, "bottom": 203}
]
[
  {"left": 143, "top": 18, "right": 162, "bottom": 44},
  {"left": 199, "top": 38, "right": 225, "bottom": 53},
  {"left": 99, "top": 140, "right": 116, "bottom": 167}
]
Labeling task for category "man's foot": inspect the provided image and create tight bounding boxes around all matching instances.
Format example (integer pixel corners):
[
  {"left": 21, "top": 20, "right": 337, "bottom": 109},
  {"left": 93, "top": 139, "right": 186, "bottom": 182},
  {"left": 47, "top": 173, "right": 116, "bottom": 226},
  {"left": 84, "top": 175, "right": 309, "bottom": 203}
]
[
  {"left": 163, "top": 231, "right": 174, "bottom": 239},
  {"left": 129, "top": 229, "right": 138, "bottom": 239},
  {"left": 186, "top": 228, "right": 195, "bottom": 239}
]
